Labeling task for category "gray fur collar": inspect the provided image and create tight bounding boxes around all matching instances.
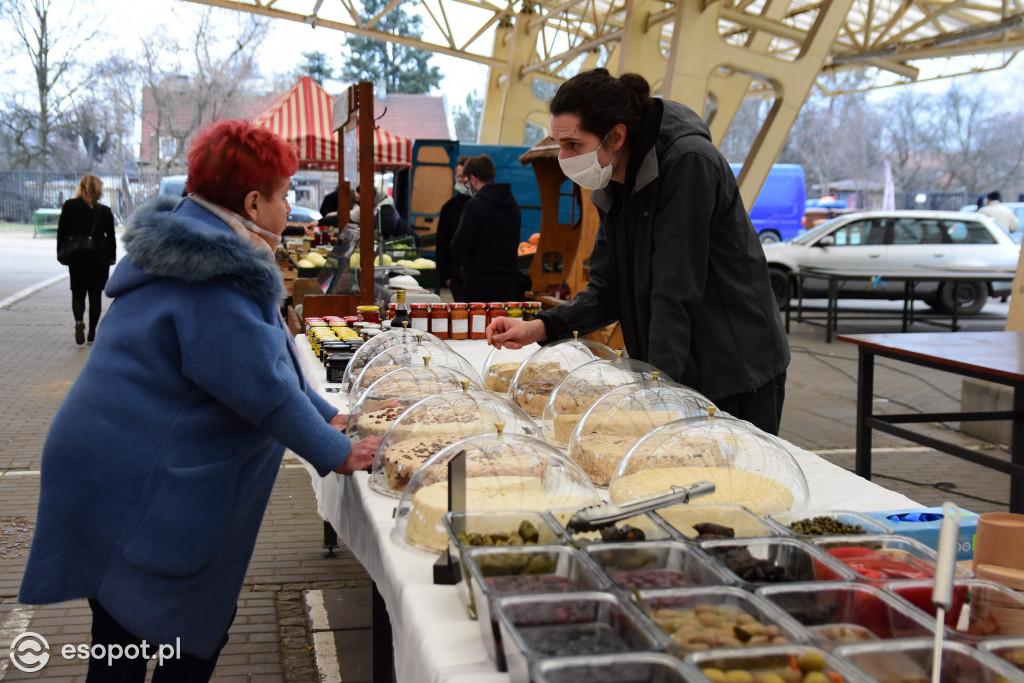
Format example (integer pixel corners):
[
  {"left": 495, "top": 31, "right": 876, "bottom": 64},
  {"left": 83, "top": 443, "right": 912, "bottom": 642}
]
[{"left": 121, "top": 195, "right": 286, "bottom": 304}]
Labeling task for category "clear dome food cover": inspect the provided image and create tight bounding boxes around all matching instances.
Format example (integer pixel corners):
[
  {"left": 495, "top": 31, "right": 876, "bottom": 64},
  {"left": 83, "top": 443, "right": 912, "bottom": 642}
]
[
  {"left": 345, "top": 367, "right": 482, "bottom": 443},
  {"left": 565, "top": 380, "right": 716, "bottom": 486},
  {"left": 340, "top": 327, "right": 443, "bottom": 390},
  {"left": 392, "top": 432, "right": 600, "bottom": 553},
  {"left": 541, "top": 356, "right": 662, "bottom": 446},
  {"left": 368, "top": 389, "right": 543, "bottom": 497},
  {"left": 508, "top": 337, "right": 617, "bottom": 418},
  {"left": 348, "top": 340, "right": 481, "bottom": 402},
  {"left": 609, "top": 413, "right": 809, "bottom": 515},
  {"left": 481, "top": 343, "right": 541, "bottom": 394}
]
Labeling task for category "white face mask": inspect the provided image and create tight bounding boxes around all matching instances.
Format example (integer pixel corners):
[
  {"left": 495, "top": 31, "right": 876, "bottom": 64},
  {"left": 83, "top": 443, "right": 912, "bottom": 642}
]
[
  {"left": 455, "top": 182, "right": 470, "bottom": 196},
  {"left": 559, "top": 134, "right": 614, "bottom": 190}
]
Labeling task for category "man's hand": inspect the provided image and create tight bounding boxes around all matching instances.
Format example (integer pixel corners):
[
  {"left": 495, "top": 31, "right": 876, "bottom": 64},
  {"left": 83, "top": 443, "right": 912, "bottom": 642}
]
[
  {"left": 334, "top": 436, "right": 381, "bottom": 475},
  {"left": 329, "top": 413, "right": 349, "bottom": 431},
  {"left": 486, "top": 317, "right": 547, "bottom": 349}
]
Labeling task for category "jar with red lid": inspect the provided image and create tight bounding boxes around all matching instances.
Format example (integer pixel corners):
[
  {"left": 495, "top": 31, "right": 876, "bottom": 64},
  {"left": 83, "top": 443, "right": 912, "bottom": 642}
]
[
  {"left": 387, "top": 303, "right": 397, "bottom": 320},
  {"left": 410, "top": 303, "right": 430, "bottom": 332},
  {"left": 449, "top": 303, "right": 469, "bottom": 340},
  {"left": 505, "top": 302, "right": 524, "bottom": 319},
  {"left": 429, "top": 303, "right": 450, "bottom": 340},
  {"left": 469, "top": 303, "right": 488, "bottom": 339},
  {"left": 487, "top": 302, "right": 507, "bottom": 322}
]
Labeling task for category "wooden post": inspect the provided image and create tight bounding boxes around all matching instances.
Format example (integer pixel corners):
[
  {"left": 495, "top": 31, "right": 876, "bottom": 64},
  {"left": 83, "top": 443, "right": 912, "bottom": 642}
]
[{"left": 357, "top": 81, "right": 376, "bottom": 306}]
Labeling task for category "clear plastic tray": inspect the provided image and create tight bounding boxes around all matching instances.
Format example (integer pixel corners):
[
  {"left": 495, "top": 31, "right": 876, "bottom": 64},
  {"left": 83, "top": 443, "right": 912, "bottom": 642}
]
[
  {"left": 654, "top": 504, "right": 784, "bottom": 542},
  {"left": 885, "top": 578, "right": 1024, "bottom": 645},
  {"left": 699, "top": 537, "right": 858, "bottom": 589},
  {"left": 635, "top": 585, "right": 812, "bottom": 655},
  {"left": 810, "top": 534, "right": 970, "bottom": 585},
  {"left": 581, "top": 541, "right": 735, "bottom": 592},
  {"left": 344, "top": 366, "right": 481, "bottom": 442},
  {"left": 367, "top": 389, "right": 541, "bottom": 497},
  {"left": 392, "top": 433, "right": 599, "bottom": 553},
  {"left": 768, "top": 510, "right": 893, "bottom": 537},
  {"left": 685, "top": 643, "right": 868, "bottom": 683},
  {"left": 610, "top": 414, "right": 809, "bottom": 515},
  {"left": 508, "top": 338, "right": 616, "bottom": 418},
  {"left": 533, "top": 652, "right": 693, "bottom": 683},
  {"left": 492, "top": 591, "right": 671, "bottom": 680},
  {"left": 482, "top": 344, "right": 541, "bottom": 394},
  {"left": 836, "top": 637, "right": 1023, "bottom": 682},
  {"left": 548, "top": 504, "right": 674, "bottom": 547},
  {"left": 465, "top": 545, "right": 609, "bottom": 660},
  {"left": 978, "top": 636, "right": 1024, "bottom": 673},
  {"left": 566, "top": 380, "right": 714, "bottom": 486},
  {"left": 757, "top": 581, "right": 936, "bottom": 643},
  {"left": 348, "top": 340, "right": 481, "bottom": 402},
  {"left": 541, "top": 357, "right": 661, "bottom": 446},
  {"left": 340, "top": 327, "right": 443, "bottom": 390}
]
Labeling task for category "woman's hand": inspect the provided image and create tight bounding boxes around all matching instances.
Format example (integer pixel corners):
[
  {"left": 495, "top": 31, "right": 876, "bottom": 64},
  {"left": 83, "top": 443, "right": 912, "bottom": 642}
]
[
  {"left": 486, "top": 318, "right": 547, "bottom": 349},
  {"left": 329, "top": 413, "right": 349, "bottom": 431},
  {"left": 334, "top": 436, "right": 381, "bottom": 475}
]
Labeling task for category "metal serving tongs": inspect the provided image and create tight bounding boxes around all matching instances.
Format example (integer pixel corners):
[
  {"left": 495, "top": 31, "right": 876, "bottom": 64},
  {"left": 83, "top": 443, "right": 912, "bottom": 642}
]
[{"left": 565, "top": 481, "right": 716, "bottom": 533}]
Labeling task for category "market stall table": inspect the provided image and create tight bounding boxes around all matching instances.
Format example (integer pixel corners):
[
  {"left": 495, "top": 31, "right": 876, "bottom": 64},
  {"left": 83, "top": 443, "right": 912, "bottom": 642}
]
[{"left": 295, "top": 337, "right": 921, "bottom": 683}]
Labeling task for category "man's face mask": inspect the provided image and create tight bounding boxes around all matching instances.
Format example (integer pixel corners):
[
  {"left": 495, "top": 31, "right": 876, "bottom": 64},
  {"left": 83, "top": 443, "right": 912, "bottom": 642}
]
[{"left": 558, "top": 132, "right": 615, "bottom": 190}]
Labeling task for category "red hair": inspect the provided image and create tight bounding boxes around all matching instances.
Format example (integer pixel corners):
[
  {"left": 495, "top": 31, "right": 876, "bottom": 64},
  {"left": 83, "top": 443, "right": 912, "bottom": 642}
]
[{"left": 186, "top": 119, "right": 299, "bottom": 214}]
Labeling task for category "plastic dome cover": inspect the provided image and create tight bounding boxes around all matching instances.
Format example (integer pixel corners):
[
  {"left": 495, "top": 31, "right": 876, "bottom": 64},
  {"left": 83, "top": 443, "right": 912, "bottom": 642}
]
[
  {"left": 340, "top": 327, "right": 443, "bottom": 390},
  {"left": 481, "top": 343, "right": 541, "bottom": 394},
  {"left": 508, "top": 338, "right": 617, "bottom": 417},
  {"left": 348, "top": 340, "right": 481, "bottom": 402},
  {"left": 565, "top": 380, "right": 715, "bottom": 486},
  {"left": 392, "top": 432, "right": 600, "bottom": 552},
  {"left": 368, "top": 389, "right": 543, "bottom": 497},
  {"left": 541, "top": 356, "right": 662, "bottom": 445},
  {"left": 608, "top": 413, "right": 809, "bottom": 514},
  {"left": 345, "top": 366, "right": 482, "bottom": 442}
]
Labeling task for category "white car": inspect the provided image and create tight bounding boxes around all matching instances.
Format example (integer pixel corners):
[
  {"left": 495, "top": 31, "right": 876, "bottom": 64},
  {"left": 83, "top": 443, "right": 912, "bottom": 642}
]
[{"left": 762, "top": 210, "right": 1020, "bottom": 315}]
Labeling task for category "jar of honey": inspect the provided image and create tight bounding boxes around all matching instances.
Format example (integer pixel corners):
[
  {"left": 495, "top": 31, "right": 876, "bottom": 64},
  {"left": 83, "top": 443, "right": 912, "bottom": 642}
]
[
  {"left": 469, "top": 303, "right": 488, "bottom": 339},
  {"left": 449, "top": 303, "right": 469, "bottom": 340},
  {"left": 429, "top": 303, "right": 450, "bottom": 340}
]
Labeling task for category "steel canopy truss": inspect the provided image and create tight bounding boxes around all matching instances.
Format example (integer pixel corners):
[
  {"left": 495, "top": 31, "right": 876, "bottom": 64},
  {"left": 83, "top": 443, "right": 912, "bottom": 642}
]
[{"left": 186, "top": 0, "right": 1023, "bottom": 203}]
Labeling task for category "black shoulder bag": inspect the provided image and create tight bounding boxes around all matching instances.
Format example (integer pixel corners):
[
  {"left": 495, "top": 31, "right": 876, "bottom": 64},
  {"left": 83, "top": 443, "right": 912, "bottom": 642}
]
[{"left": 57, "top": 206, "right": 105, "bottom": 266}]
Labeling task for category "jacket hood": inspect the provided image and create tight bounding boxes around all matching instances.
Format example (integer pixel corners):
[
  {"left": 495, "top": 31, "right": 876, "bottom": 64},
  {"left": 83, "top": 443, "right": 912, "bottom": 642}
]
[
  {"left": 106, "top": 195, "right": 286, "bottom": 303},
  {"left": 472, "top": 183, "right": 518, "bottom": 211}
]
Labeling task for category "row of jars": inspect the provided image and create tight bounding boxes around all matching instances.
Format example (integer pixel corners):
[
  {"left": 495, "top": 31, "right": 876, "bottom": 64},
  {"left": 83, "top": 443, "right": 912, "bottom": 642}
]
[{"left": 379, "top": 301, "right": 543, "bottom": 340}]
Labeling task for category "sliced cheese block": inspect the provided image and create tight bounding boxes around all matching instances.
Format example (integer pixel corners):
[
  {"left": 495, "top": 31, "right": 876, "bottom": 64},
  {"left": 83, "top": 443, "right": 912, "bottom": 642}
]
[{"left": 609, "top": 466, "right": 794, "bottom": 515}]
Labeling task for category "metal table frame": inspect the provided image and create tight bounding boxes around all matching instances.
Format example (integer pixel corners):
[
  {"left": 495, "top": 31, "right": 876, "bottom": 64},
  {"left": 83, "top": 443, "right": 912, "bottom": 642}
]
[{"left": 838, "top": 331, "right": 1024, "bottom": 513}]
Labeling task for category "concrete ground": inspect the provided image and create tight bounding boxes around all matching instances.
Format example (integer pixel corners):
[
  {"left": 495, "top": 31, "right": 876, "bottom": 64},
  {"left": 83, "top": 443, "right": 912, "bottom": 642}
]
[{"left": 0, "top": 227, "right": 1016, "bottom": 681}]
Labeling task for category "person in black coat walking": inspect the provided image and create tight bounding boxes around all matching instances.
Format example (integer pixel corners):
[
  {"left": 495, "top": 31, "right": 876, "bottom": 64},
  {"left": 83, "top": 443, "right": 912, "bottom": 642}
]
[
  {"left": 435, "top": 156, "right": 472, "bottom": 301},
  {"left": 57, "top": 174, "right": 117, "bottom": 345},
  {"left": 450, "top": 154, "right": 520, "bottom": 302}
]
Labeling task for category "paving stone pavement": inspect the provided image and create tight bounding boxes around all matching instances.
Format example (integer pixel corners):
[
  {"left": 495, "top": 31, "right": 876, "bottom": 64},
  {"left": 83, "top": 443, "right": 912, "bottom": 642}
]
[{"left": 0, "top": 275, "right": 1016, "bottom": 682}]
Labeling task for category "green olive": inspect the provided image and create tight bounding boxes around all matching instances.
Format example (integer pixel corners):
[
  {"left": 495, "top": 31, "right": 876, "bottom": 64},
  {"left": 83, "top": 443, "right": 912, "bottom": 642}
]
[{"left": 797, "top": 650, "right": 827, "bottom": 673}]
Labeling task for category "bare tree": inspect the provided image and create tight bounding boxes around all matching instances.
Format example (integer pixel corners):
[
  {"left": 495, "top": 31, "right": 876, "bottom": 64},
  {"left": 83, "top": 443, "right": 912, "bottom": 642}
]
[{"left": 0, "top": 0, "right": 102, "bottom": 169}]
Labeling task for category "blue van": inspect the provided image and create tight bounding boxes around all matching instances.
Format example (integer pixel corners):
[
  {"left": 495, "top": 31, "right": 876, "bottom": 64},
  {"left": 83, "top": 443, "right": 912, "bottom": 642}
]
[{"left": 730, "top": 163, "right": 806, "bottom": 243}]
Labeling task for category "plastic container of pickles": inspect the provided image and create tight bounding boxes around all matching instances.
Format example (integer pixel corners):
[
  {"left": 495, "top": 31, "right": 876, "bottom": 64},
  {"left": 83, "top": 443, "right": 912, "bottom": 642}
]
[
  {"left": 582, "top": 541, "right": 735, "bottom": 592},
  {"left": 655, "top": 503, "right": 784, "bottom": 542},
  {"left": 532, "top": 652, "right": 694, "bottom": 683},
  {"left": 809, "top": 534, "right": 970, "bottom": 585},
  {"left": 492, "top": 591, "right": 671, "bottom": 681},
  {"left": 884, "top": 578, "right": 1024, "bottom": 645},
  {"left": 635, "top": 585, "right": 811, "bottom": 656},
  {"left": 548, "top": 504, "right": 675, "bottom": 547},
  {"left": 465, "top": 545, "right": 610, "bottom": 665},
  {"left": 768, "top": 510, "right": 892, "bottom": 537},
  {"left": 756, "top": 581, "right": 936, "bottom": 644},
  {"left": 835, "top": 637, "right": 1023, "bottom": 682},
  {"left": 685, "top": 643, "right": 868, "bottom": 683},
  {"left": 699, "top": 537, "right": 858, "bottom": 589},
  {"left": 978, "top": 636, "right": 1024, "bottom": 673}
]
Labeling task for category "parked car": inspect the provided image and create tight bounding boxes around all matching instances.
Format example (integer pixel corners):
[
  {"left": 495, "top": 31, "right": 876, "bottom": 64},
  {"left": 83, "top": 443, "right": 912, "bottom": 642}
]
[
  {"left": 157, "top": 174, "right": 322, "bottom": 225},
  {"left": 960, "top": 202, "right": 1024, "bottom": 244},
  {"left": 763, "top": 210, "right": 1020, "bottom": 315}
]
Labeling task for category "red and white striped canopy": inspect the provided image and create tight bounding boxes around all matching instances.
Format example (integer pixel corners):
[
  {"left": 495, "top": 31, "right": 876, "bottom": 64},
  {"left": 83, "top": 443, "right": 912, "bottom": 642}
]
[
  {"left": 255, "top": 76, "right": 338, "bottom": 170},
  {"left": 372, "top": 127, "right": 412, "bottom": 169}
]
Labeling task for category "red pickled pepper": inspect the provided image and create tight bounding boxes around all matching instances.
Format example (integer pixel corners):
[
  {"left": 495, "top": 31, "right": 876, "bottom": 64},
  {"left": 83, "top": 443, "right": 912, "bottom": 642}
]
[{"left": 826, "top": 546, "right": 934, "bottom": 580}]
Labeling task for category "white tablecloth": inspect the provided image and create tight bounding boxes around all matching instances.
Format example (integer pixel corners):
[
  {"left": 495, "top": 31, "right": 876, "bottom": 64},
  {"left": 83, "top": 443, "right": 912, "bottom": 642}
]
[{"left": 296, "top": 337, "right": 920, "bottom": 683}]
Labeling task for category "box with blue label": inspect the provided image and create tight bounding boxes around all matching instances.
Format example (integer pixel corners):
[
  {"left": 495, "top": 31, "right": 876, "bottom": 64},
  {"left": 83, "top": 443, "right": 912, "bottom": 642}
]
[{"left": 863, "top": 508, "right": 978, "bottom": 561}]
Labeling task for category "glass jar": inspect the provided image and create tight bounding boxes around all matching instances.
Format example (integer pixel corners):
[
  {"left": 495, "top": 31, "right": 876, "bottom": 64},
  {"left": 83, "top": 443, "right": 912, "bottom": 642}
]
[
  {"left": 449, "top": 303, "right": 469, "bottom": 340},
  {"left": 387, "top": 303, "right": 397, "bottom": 320},
  {"left": 505, "top": 302, "right": 523, "bottom": 319},
  {"left": 524, "top": 301, "right": 542, "bottom": 321},
  {"left": 469, "top": 303, "right": 488, "bottom": 339},
  {"left": 429, "top": 303, "right": 450, "bottom": 340},
  {"left": 410, "top": 303, "right": 430, "bottom": 332},
  {"left": 357, "top": 305, "right": 380, "bottom": 324},
  {"left": 487, "top": 302, "right": 507, "bottom": 322}
]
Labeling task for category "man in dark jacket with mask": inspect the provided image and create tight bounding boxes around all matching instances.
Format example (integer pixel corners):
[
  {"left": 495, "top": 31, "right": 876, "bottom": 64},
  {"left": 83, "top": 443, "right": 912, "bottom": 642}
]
[{"left": 450, "top": 154, "right": 520, "bottom": 302}]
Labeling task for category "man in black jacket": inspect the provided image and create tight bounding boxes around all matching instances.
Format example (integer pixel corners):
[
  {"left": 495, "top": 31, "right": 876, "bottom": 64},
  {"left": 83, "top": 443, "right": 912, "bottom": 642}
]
[
  {"left": 450, "top": 154, "right": 520, "bottom": 302},
  {"left": 435, "top": 156, "right": 471, "bottom": 301}
]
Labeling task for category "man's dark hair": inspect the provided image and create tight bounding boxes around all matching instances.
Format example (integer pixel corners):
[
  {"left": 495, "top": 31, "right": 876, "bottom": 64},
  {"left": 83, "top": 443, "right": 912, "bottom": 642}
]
[
  {"left": 988, "top": 191, "right": 1002, "bottom": 202},
  {"left": 463, "top": 154, "right": 496, "bottom": 184},
  {"left": 456, "top": 155, "right": 471, "bottom": 168},
  {"left": 549, "top": 68, "right": 654, "bottom": 143}
]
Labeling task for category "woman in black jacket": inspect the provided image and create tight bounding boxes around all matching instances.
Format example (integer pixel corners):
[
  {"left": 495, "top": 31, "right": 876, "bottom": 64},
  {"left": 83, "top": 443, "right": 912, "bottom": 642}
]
[{"left": 57, "top": 174, "right": 117, "bottom": 344}]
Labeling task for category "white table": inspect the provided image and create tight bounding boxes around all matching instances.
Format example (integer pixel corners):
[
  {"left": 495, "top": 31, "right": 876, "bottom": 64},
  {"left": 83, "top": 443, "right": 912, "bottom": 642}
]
[{"left": 296, "top": 337, "right": 920, "bottom": 683}]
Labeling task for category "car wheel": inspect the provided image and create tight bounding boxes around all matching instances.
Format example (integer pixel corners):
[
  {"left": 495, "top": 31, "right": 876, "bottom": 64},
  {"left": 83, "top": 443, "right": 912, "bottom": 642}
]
[
  {"left": 939, "top": 280, "right": 987, "bottom": 316},
  {"left": 769, "top": 267, "right": 791, "bottom": 309},
  {"left": 923, "top": 295, "right": 942, "bottom": 310},
  {"left": 759, "top": 231, "right": 782, "bottom": 244}
]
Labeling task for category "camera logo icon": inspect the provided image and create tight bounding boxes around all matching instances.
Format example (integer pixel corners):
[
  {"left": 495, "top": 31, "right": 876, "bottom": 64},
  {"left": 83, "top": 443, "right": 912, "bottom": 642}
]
[{"left": 10, "top": 631, "right": 50, "bottom": 673}]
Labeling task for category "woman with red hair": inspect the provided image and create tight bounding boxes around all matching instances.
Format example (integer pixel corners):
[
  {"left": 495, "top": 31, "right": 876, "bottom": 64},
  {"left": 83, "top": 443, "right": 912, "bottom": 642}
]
[{"left": 20, "top": 119, "right": 378, "bottom": 682}]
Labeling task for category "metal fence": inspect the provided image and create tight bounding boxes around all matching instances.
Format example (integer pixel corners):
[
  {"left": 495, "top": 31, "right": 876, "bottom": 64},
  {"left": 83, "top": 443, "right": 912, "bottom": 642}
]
[{"left": 0, "top": 171, "right": 164, "bottom": 224}]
